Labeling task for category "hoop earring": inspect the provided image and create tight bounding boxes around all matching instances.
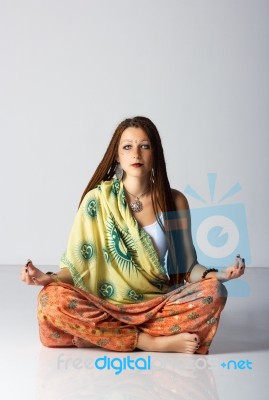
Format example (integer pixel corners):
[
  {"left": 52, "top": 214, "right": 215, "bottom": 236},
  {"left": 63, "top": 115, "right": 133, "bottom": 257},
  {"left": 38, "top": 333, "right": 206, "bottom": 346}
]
[{"left": 115, "top": 163, "right": 123, "bottom": 180}]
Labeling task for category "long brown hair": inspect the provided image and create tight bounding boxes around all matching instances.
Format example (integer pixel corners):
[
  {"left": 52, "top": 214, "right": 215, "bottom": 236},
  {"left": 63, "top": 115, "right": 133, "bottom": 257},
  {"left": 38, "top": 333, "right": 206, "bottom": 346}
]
[
  {"left": 79, "top": 116, "right": 186, "bottom": 284},
  {"left": 79, "top": 116, "right": 175, "bottom": 215}
]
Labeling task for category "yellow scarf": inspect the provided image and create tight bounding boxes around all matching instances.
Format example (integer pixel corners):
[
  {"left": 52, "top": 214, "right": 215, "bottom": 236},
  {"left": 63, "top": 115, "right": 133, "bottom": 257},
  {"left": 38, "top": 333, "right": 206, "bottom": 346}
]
[{"left": 60, "top": 179, "right": 169, "bottom": 304}]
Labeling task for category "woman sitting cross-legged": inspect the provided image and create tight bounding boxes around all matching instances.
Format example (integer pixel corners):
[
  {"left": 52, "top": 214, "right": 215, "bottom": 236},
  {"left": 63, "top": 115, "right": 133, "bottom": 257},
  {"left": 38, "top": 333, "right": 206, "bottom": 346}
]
[{"left": 21, "top": 116, "right": 245, "bottom": 354}]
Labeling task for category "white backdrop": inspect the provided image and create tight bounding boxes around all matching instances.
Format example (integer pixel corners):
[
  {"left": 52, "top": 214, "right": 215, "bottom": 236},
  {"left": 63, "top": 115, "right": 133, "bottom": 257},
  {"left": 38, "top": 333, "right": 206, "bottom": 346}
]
[{"left": 0, "top": 0, "right": 268, "bottom": 267}]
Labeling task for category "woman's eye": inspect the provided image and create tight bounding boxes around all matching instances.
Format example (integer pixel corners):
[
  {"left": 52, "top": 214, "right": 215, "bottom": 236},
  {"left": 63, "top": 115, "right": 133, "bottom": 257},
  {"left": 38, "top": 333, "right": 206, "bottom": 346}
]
[{"left": 122, "top": 144, "right": 150, "bottom": 150}]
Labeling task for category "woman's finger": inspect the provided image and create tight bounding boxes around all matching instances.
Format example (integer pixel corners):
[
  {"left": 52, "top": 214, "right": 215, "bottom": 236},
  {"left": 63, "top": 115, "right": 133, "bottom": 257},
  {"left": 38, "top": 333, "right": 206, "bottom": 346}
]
[
  {"left": 23, "top": 260, "right": 36, "bottom": 285},
  {"left": 21, "top": 260, "right": 32, "bottom": 278},
  {"left": 21, "top": 267, "right": 29, "bottom": 282},
  {"left": 32, "top": 277, "right": 38, "bottom": 285},
  {"left": 25, "top": 259, "right": 32, "bottom": 269},
  {"left": 235, "top": 254, "right": 243, "bottom": 268},
  {"left": 239, "top": 258, "right": 245, "bottom": 271},
  {"left": 27, "top": 262, "right": 39, "bottom": 278}
]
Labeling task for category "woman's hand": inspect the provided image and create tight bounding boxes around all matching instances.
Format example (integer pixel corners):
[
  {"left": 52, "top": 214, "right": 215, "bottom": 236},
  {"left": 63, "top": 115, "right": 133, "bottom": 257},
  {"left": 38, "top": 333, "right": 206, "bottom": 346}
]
[
  {"left": 20, "top": 260, "right": 53, "bottom": 286},
  {"left": 218, "top": 255, "right": 246, "bottom": 282}
]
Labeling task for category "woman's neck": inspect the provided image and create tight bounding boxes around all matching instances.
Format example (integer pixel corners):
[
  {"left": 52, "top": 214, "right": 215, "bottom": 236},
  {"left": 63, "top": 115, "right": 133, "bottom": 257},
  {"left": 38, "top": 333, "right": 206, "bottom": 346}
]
[{"left": 122, "top": 176, "right": 151, "bottom": 197}]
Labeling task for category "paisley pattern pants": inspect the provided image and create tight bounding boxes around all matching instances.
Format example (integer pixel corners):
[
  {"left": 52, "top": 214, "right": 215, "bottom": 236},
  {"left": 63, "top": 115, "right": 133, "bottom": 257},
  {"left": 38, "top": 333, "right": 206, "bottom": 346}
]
[{"left": 37, "top": 276, "right": 227, "bottom": 355}]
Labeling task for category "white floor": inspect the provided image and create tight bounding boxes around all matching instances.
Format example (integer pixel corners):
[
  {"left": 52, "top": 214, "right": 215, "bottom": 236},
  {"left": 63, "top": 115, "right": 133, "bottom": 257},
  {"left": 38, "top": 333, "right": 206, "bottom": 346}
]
[{"left": 1, "top": 266, "right": 268, "bottom": 400}]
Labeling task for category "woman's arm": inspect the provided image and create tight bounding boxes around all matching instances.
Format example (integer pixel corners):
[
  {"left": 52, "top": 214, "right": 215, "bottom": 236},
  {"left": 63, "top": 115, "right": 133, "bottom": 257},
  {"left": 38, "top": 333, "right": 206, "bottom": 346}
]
[
  {"left": 190, "top": 258, "right": 245, "bottom": 282},
  {"left": 20, "top": 260, "right": 74, "bottom": 286},
  {"left": 170, "top": 189, "right": 245, "bottom": 283},
  {"left": 166, "top": 189, "right": 200, "bottom": 285}
]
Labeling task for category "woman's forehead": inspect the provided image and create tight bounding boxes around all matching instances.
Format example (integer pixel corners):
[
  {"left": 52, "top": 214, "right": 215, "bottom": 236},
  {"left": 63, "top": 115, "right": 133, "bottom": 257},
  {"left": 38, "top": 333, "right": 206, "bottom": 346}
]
[{"left": 120, "top": 127, "right": 149, "bottom": 142}]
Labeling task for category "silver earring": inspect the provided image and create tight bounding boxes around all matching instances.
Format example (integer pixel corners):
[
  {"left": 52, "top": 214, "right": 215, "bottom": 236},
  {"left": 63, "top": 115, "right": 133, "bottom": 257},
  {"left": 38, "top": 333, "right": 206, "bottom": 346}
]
[
  {"left": 115, "top": 163, "right": 123, "bottom": 180},
  {"left": 151, "top": 168, "right": 155, "bottom": 183}
]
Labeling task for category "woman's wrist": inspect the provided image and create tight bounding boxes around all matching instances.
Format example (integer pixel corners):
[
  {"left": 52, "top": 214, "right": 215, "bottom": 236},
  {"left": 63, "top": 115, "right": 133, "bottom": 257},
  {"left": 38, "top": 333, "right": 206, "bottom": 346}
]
[
  {"left": 46, "top": 272, "right": 61, "bottom": 283},
  {"left": 201, "top": 269, "right": 228, "bottom": 282},
  {"left": 189, "top": 265, "right": 227, "bottom": 283},
  {"left": 207, "top": 270, "right": 228, "bottom": 282},
  {"left": 201, "top": 268, "right": 218, "bottom": 279},
  {"left": 46, "top": 268, "right": 73, "bottom": 285}
]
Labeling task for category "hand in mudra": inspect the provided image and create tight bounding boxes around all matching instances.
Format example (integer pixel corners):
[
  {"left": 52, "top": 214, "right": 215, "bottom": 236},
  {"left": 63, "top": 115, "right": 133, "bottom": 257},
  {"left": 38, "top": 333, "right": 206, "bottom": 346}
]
[
  {"left": 219, "top": 255, "right": 246, "bottom": 282},
  {"left": 20, "top": 260, "right": 52, "bottom": 286}
]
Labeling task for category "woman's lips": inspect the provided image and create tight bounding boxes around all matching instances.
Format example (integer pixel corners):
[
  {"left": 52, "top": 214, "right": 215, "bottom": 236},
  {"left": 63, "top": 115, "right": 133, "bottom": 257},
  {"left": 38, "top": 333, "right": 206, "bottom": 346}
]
[{"left": 131, "top": 163, "right": 143, "bottom": 167}]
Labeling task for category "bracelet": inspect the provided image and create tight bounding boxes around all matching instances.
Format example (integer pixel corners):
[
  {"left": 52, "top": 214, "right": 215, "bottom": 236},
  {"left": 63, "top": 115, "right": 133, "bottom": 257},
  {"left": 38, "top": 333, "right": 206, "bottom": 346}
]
[
  {"left": 202, "top": 268, "right": 218, "bottom": 279},
  {"left": 46, "top": 271, "right": 61, "bottom": 282}
]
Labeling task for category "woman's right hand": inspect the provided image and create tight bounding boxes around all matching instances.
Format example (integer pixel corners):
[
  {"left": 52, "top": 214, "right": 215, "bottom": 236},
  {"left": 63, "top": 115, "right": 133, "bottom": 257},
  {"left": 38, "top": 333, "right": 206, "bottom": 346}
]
[{"left": 20, "top": 260, "right": 53, "bottom": 286}]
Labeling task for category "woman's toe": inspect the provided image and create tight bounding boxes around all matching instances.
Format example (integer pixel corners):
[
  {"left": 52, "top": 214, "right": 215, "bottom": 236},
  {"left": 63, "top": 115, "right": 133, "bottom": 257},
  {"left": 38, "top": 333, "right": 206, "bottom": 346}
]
[{"left": 191, "top": 333, "right": 200, "bottom": 343}]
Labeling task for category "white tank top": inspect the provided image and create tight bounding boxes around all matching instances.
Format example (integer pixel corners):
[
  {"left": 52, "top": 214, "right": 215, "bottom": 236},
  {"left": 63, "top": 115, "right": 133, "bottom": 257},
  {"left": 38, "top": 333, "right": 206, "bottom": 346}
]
[{"left": 142, "top": 215, "right": 168, "bottom": 270}]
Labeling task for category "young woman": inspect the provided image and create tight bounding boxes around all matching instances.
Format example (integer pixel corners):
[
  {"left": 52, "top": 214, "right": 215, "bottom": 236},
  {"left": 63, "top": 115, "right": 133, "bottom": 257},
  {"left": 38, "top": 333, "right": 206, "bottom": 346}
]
[{"left": 21, "top": 116, "right": 245, "bottom": 354}]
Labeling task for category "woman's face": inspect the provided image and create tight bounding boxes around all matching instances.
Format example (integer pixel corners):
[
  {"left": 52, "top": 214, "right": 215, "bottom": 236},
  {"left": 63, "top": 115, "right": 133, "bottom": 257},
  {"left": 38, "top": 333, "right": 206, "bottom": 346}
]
[{"left": 116, "top": 127, "right": 153, "bottom": 180}]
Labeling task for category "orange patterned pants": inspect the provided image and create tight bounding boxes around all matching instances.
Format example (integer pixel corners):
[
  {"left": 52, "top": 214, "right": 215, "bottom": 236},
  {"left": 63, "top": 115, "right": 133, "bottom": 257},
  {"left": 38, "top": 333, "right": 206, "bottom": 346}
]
[{"left": 37, "top": 276, "right": 227, "bottom": 355}]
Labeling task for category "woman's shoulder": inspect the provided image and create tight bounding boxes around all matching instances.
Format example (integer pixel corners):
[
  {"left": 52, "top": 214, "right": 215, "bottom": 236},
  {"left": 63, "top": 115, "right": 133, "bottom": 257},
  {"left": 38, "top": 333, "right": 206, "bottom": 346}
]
[
  {"left": 170, "top": 188, "right": 190, "bottom": 211},
  {"left": 80, "top": 185, "right": 102, "bottom": 207},
  {"left": 80, "top": 179, "right": 116, "bottom": 205}
]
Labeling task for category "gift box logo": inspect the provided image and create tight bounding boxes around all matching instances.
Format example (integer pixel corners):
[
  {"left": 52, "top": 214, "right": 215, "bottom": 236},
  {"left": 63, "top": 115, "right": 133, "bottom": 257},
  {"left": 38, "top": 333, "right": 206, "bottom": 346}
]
[{"left": 185, "top": 173, "right": 251, "bottom": 267}]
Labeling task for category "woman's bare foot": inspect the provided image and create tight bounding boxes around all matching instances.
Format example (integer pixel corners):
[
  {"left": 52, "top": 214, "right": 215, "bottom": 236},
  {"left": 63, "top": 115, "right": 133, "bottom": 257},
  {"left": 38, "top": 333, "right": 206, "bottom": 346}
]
[
  {"left": 136, "top": 332, "right": 200, "bottom": 354},
  {"left": 72, "top": 337, "right": 97, "bottom": 348}
]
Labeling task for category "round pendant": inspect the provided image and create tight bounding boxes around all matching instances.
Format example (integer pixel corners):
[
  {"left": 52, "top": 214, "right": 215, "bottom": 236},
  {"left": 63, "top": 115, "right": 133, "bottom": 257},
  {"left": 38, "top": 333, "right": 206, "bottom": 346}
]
[{"left": 130, "top": 199, "right": 143, "bottom": 213}]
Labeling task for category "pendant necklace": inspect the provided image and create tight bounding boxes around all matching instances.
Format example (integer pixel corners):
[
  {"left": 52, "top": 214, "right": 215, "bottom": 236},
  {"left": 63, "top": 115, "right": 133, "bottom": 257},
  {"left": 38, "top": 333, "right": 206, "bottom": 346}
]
[{"left": 124, "top": 187, "right": 150, "bottom": 213}]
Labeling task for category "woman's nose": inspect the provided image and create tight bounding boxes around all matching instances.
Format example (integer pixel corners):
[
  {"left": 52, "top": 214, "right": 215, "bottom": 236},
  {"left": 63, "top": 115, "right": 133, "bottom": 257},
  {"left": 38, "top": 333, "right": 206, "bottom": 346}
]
[{"left": 132, "top": 146, "right": 141, "bottom": 158}]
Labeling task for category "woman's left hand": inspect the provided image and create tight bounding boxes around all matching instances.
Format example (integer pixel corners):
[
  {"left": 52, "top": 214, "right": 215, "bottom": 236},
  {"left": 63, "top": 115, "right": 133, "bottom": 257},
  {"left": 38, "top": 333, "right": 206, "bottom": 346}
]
[{"left": 218, "top": 255, "right": 246, "bottom": 281}]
